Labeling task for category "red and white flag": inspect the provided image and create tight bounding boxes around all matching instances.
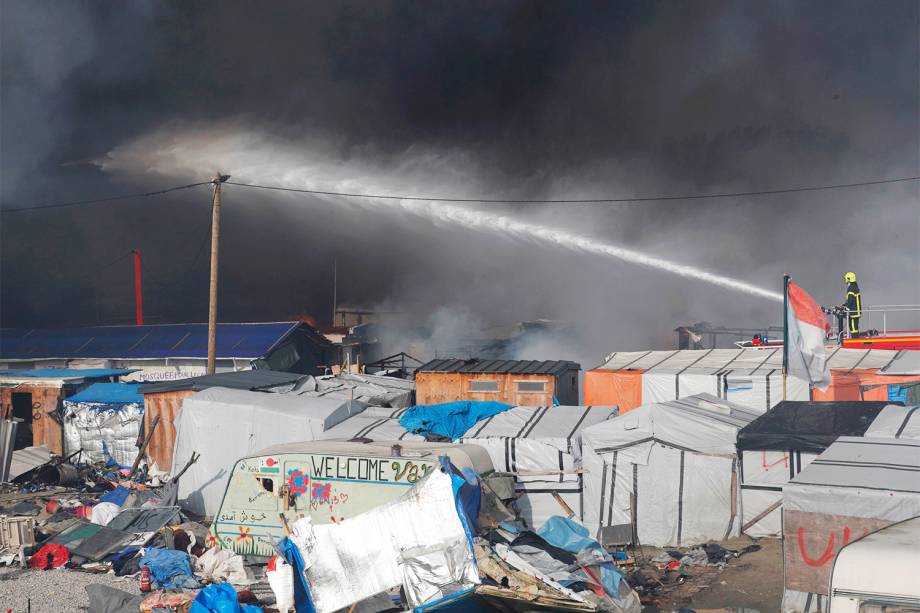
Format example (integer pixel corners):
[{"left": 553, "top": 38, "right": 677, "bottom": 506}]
[{"left": 786, "top": 281, "right": 831, "bottom": 390}]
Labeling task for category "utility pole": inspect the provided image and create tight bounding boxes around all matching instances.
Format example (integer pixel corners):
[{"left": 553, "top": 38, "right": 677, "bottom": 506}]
[
  {"left": 132, "top": 249, "right": 144, "bottom": 325},
  {"left": 332, "top": 257, "right": 337, "bottom": 327},
  {"left": 206, "top": 173, "right": 230, "bottom": 374}
]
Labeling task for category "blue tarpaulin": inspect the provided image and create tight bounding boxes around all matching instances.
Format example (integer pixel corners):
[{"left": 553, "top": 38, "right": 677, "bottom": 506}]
[
  {"left": 140, "top": 548, "right": 200, "bottom": 590},
  {"left": 0, "top": 368, "right": 134, "bottom": 380},
  {"left": 400, "top": 401, "right": 513, "bottom": 441},
  {"left": 278, "top": 537, "right": 318, "bottom": 613},
  {"left": 66, "top": 383, "right": 144, "bottom": 405},
  {"left": 438, "top": 456, "right": 481, "bottom": 553},
  {"left": 537, "top": 516, "right": 624, "bottom": 595},
  {"left": 191, "top": 583, "right": 263, "bottom": 613}
]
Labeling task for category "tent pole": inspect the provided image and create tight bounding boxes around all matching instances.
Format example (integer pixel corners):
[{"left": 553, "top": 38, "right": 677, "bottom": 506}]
[{"left": 782, "top": 274, "right": 790, "bottom": 401}]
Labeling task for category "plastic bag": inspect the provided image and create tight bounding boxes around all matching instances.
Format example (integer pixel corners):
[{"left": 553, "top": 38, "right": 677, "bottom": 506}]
[
  {"left": 265, "top": 556, "right": 295, "bottom": 613},
  {"left": 190, "top": 582, "right": 263, "bottom": 613}
]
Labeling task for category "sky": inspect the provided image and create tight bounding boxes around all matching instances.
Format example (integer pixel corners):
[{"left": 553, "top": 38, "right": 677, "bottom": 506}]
[{"left": 1, "top": 1, "right": 918, "bottom": 364}]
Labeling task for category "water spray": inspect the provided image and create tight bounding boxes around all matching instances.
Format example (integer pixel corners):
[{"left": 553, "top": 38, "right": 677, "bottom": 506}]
[{"left": 100, "top": 128, "right": 783, "bottom": 302}]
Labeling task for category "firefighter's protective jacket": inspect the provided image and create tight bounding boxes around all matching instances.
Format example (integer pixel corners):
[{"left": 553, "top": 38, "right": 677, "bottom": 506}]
[{"left": 845, "top": 282, "right": 862, "bottom": 318}]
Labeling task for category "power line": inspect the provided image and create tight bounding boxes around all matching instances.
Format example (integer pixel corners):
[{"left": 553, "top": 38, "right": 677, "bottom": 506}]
[
  {"left": 0, "top": 181, "right": 212, "bottom": 213},
  {"left": 226, "top": 175, "right": 920, "bottom": 204},
  {"left": 2, "top": 175, "right": 917, "bottom": 213}
]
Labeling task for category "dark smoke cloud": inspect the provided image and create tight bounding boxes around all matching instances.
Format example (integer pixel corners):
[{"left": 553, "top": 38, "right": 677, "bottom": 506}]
[{"left": 2, "top": 0, "right": 918, "bottom": 365}]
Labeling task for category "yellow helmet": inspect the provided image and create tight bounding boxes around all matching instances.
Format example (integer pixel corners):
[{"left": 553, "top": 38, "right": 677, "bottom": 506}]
[{"left": 844, "top": 272, "right": 857, "bottom": 283}]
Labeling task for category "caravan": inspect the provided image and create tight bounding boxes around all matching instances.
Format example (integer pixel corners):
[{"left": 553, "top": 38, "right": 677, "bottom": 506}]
[{"left": 209, "top": 440, "right": 497, "bottom": 556}]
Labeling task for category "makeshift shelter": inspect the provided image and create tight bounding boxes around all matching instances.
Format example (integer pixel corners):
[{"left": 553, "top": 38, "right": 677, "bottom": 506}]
[
  {"left": 582, "top": 394, "right": 759, "bottom": 547},
  {"left": 287, "top": 372, "right": 415, "bottom": 407},
  {"left": 0, "top": 321, "right": 337, "bottom": 379},
  {"left": 62, "top": 383, "right": 145, "bottom": 466},
  {"left": 781, "top": 437, "right": 920, "bottom": 612},
  {"left": 0, "top": 368, "right": 134, "bottom": 454},
  {"left": 415, "top": 359, "right": 580, "bottom": 406},
  {"left": 584, "top": 348, "right": 902, "bottom": 413},
  {"left": 140, "top": 370, "right": 308, "bottom": 471},
  {"left": 735, "top": 400, "right": 890, "bottom": 537},
  {"left": 316, "top": 404, "right": 617, "bottom": 529},
  {"left": 865, "top": 403, "right": 920, "bottom": 439},
  {"left": 171, "top": 387, "right": 366, "bottom": 515},
  {"left": 457, "top": 404, "right": 617, "bottom": 529}
]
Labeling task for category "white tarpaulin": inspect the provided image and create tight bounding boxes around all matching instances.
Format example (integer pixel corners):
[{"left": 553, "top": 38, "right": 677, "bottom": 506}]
[
  {"left": 62, "top": 383, "right": 145, "bottom": 466},
  {"left": 738, "top": 449, "right": 817, "bottom": 537},
  {"left": 287, "top": 373, "right": 415, "bottom": 407},
  {"left": 582, "top": 394, "right": 758, "bottom": 547},
  {"left": 640, "top": 368, "right": 809, "bottom": 413},
  {"left": 173, "top": 387, "right": 367, "bottom": 515},
  {"left": 287, "top": 467, "right": 477, "bottom": 612},
  {"left": 781, "top": 437, "right": 920, "bottom": 612},
  {"left": 316, "top": 404, "right": 615, "bottom": 529},
  {"left": 865, "top": 404, "right": 920, "bottom": 439},
  {"left": 63, "top": 402, "right": 144, "bottom": 466},
  {"left": 592, "top": 347, "right": 898, "bottom": 413},
  {"left": 459, "top": 405, "right": 616, "bottom": 529}
]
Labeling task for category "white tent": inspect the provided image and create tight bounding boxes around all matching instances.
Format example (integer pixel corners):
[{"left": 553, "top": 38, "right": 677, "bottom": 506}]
[
  {"left": 781, "top": 437, "right": 920, "bottom": 612},
  {"left": 587, "top": 348, "right": 900, "bottom": 413},
  {"left": 458, "top": 404, "right": 617, "bottom": 529},
  {"left": 582, "top": 394, "right": 759, "bottom": 547},
  {"left": 865, "top": 403, "right": 920, "bottom": 439},
  {"left": 317, "top": 404, "right": 616, "bottom": 529},
  {"left": 316, "top": 406, "right": 424, "bottom": 442},
  {"left": 172, "top": 387, "right": 366, "bottom": 515}
]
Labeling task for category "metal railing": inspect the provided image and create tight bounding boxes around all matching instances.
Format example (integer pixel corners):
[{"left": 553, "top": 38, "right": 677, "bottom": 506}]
[{"left": 860, "top": 305, "right": 920, "bottom": 336}]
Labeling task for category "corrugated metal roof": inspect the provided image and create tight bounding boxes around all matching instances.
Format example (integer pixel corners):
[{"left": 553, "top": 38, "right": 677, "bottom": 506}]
[
  {"left": 0, "top": 322, "right": 310, "bottom": 361},
  {"left": 139, "top": 369, "right": 306, "bottom": 394},
  {"left": 416, "top": 358, "right": 580, "bottom": 375},
  {"left": 594, "top": 347, "right": 900, "bottom": 373}
]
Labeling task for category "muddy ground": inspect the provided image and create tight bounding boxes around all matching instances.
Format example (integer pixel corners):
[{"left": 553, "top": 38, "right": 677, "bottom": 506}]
[{"left": 637, "top": 537, "right": 783, "bottom": 612}]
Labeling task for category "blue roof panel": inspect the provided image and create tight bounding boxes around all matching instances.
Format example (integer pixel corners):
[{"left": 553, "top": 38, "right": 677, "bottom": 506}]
[
  {"left": 0, "top": 323, "right": 303, "bottom": 360},
  {"left": 0, "top": 368, "right": 134, "bottom": 380},
  {"left": 66, "top": 383, "right": 144, "bottom": 405}
]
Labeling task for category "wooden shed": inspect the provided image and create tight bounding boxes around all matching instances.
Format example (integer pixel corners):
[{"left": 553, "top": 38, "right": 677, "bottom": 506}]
[
  {"left": 0, "top": 368, "right": 134, "bottom": 455},
  {"left": 139, "top": 370, "right": 307, "bottom": 471},
  {"left": 414, "top": 359, "right": 580, "bottom": 406}
]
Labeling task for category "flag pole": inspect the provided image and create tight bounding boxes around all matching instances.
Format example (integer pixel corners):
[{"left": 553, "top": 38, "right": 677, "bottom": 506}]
[{"left": 782, "top": 273, "right": 790, "bottom": 401}]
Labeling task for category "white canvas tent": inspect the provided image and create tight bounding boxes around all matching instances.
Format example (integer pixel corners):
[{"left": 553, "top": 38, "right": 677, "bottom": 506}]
[
  {"left": 172, "top": 387, "right": 366, "bottom": 515},
  {"left": 316, "top": 406, "right": 424, "bottom": 442},
  {"left": 458, "top": 404, "right": 616, "bottom": 529},
  {"left": 318, "top": 404, "right": 616, "bottom": 529},
  {"left": 587, "top": 348, "right": 900, "bottom": 413},
  {"left": 582, "top": 394, "right": 759, "bottom": 547},
  {"left": 781, "top": 436, "right": 920, "bottom": 612},
  {"left": 734, "top": 400, "right": 891, "bottom": 538},
  {"left": 865, "top": 403, "right": 920, "bottom": 439}
]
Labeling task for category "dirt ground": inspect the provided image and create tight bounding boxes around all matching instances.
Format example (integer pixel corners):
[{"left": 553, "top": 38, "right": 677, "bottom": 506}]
[{"left": 637, "top": 537, "right": 783, "bottom": 612}]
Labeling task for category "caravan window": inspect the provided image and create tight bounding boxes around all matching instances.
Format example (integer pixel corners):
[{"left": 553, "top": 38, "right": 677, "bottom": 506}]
[
  {"left": 517, "top": 380, "right": 546, "bottom": 393},
  {"left": 470, "top": 380, "right": 499, "bottom": 392}
]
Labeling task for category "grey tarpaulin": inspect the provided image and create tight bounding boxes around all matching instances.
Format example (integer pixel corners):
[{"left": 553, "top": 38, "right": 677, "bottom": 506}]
[{"left": 85, "top": 585, "right": 144, "bottom": 613}]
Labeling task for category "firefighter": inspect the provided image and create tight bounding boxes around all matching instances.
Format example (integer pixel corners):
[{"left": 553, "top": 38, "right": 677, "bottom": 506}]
[{"left": 842, "top": 272, "right": 862, "bottom": 335}]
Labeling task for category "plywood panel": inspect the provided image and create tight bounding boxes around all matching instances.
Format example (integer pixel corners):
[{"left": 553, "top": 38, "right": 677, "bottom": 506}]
[
  {"left": 783, "top": 509, "right": 893, "bottom": 595},
  {"left": 416, "top": 372, "right": 557, "bottom": 406}
]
